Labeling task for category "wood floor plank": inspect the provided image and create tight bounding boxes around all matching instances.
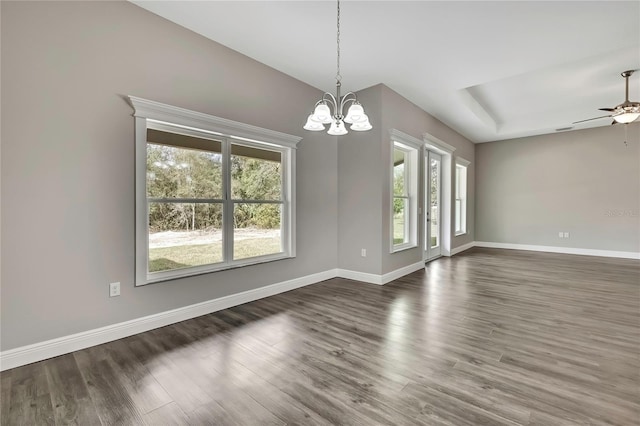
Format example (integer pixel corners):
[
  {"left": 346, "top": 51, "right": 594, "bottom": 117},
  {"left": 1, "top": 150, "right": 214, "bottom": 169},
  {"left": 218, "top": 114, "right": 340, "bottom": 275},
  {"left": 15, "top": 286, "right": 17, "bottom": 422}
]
[
  {"left": 186, "top": 403, "right": 239, "bottom": 426},
  {"left": 43, "top": 353, "right": 102, "bottom": 425},
  {"left": 7, "top": 362, "right": 54, "bottom": 425},
  {"left": 215, "top": 319, "right": 429, "bottom": 425},
  {"left": 1, "top": 370, "right": 12, "bottom": 425},
  {"left": 454, "top": 353, "right": 639, "bottom": 425},
  {"left": 101, "top": 339, "right": 173, "bottom": 414},
  {"left": 2, "top": 248, "right": 638, "bottom": 425},
  {"left": 141, "top": 401, "right": 190, "bottom": 425},
  {"left": 196, "top": 345, "right": 332, "bottom": 425},
  {"left": 74, "top": 346, "right": 146, "bottom": 425},
  {"left": 126, "top": 333, "right": 215, "bottom": 415},
  {"left": 206, "top": 329, "right": 385, "bottom": 425},
  {"left": 402, "top": 380, "right": 521, "bottom": 426},
  {"left": 402, "top": 367, "right": 533, "bottom": 425}
]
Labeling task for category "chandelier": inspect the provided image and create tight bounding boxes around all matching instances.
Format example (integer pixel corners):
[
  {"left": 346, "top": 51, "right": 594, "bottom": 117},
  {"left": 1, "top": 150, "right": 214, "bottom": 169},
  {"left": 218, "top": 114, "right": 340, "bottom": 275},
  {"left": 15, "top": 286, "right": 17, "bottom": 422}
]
[{"left": 303, "top": 0, "right": 372, "bottom": 135}]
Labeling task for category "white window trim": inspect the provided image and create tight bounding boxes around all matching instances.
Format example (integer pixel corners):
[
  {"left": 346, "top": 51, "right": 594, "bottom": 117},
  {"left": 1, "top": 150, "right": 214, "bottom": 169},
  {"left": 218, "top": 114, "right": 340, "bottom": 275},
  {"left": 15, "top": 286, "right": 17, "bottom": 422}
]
[
  {"left": 455, "top": 156, "right": 470, "bottom": 236},
  {"left": 129, "top": 96, "right": 301, "bottom": 286},
  {"left": 390, "top": 129, "right": 421, "bottom": 253}
]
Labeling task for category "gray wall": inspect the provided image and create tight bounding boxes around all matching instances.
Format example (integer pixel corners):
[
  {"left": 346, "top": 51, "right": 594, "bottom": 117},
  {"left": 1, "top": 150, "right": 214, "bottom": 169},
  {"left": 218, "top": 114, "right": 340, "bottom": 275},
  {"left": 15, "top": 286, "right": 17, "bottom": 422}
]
[
  {"left": 338, "top": 85, "right": 476, "bottom": 275},
  {"left": 337, "top": 86, "right": 384, "bottom": 275},
  {"left": 476, "top": 124, "right": 640, "bottom": 253},
  {"left": 1, "top": 1, "right": 337, "bottom": 351}
]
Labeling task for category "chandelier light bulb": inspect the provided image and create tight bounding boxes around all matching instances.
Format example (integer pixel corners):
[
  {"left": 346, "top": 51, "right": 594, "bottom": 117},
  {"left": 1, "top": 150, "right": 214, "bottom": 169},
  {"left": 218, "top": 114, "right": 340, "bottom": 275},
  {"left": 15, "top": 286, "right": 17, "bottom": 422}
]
[
  {"left": 350, "top": 118, "right": 372, "bottom": 131},
  {"left": 313, "top": 104, "right": 333, "bottom": 124},
  {"left": 303, "top": 114, "right": 326, "bottom": 131},
  {"left": 344, "top": 103, "right": 364, "bottom": 123},
  {"left": 327, "top": 119, "right": 348, "bottom": 136}
]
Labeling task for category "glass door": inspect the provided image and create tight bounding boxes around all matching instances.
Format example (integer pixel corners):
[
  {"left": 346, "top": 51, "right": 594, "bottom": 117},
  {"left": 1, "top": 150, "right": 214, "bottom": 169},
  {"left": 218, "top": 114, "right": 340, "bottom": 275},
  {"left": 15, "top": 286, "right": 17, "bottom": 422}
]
[{"left": 425, "top": 150, "right": 442, "bottom": 261}]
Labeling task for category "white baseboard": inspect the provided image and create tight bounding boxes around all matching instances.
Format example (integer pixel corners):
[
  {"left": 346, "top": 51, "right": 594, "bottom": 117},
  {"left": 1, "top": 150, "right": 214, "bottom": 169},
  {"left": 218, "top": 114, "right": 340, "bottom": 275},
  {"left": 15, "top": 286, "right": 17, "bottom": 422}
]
[
  {"left": 451, "top": 241, "right": 476, "bottom": 255},
  {"left": 475, "top": 241, "right": 640, "bottom": 260},
  {"left": 338, "top": 261, "right": 425, "bottom": 285},
  {"left": 0, "top": 269, "right": 336, "bottom": 372},
  {"left": 381, "top": 261, "right": 425, "bottom": 284},
  {"left": 337, "top": 269, "right": 384, "bottom": 285},
  {"left": 0, "top": 260, "right": 430, "bottom": 371}
]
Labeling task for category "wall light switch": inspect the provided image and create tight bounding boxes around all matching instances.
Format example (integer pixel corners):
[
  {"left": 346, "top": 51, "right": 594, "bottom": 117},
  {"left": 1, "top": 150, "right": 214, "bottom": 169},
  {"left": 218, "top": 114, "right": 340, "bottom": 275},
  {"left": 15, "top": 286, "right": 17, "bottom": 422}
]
[
  {"left": 564, "top": 232, "right": 570, "bottom": 238},
  {"left": 361, "top": 249, "right": 367, "bottom": 257},
  {"left": 558, "top": 232, "right": 564, "bottom": 238}
]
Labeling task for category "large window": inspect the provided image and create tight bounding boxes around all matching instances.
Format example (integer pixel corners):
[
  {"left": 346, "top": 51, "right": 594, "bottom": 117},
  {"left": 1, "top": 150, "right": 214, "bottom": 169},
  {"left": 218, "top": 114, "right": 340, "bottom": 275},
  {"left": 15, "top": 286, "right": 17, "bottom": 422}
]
[
  {"left": 131, "top": 97, "right": 299, "bottom": 285},
  {"left": 391, "top": 131, "right": 420, "bottom": 252},
  {"left": 455, "top": 158, "right": 469, "bottom": 236},
  {"left": 393, "top": 147, "right": 410, "bottom": 247}
]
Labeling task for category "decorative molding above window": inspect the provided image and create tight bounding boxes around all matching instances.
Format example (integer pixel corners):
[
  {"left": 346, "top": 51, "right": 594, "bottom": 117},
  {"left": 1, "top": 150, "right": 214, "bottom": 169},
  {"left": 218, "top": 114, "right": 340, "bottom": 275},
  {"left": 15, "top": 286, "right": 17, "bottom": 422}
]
[
  {"left": 423, "top": 132, "right": 457, "bottom": 154},
  {"left": 456, "top": 156, "right": 471, "bottom": 167},
  {"left": 128, "top": 96, "right": 302, "bottom": 149},
  {"left": 389, "top": 129, "right": 423, "bottom": 150}
]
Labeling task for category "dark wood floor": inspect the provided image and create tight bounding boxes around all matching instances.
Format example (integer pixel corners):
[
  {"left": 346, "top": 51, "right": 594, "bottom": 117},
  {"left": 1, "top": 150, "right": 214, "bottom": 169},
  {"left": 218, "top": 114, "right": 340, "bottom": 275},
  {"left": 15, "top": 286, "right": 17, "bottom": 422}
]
[{"left": 2, "top": 248, "right": 639, "bottom": 425}]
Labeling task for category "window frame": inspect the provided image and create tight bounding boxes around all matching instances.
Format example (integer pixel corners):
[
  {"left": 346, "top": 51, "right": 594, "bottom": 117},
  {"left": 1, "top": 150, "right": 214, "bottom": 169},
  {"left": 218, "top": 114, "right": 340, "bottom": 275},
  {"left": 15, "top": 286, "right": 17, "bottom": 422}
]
[
  {"left": 392, "top": 148, "right": 410, "bottom": 248},
  {"left": 228, "top": 138, "right": 287, "bottom": 263},
  {"left": 390, "top": 129, "right": 421, "bottom": 253},
  {"left": 130, "top": 96, "right": 300, "bottom": 286},
  {"left": 455, "top": 157, "right": 470, "bottom": 236}
]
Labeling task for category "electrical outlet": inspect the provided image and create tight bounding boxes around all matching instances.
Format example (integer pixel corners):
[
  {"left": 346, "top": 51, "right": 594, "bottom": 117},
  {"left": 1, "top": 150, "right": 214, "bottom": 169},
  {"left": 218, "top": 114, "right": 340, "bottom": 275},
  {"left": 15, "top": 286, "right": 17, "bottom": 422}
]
[
  {"left": 361, "top": 248, "right": 367, "bottom": 257},
  {"left": 558, "top": 232, "right": 564, "bottom": 238},
  {"left": 109, "top": 282, "right": 120, "bottom": 297},
  {"left": 564, "top": 232, "right": 570, "bottom": 238}
]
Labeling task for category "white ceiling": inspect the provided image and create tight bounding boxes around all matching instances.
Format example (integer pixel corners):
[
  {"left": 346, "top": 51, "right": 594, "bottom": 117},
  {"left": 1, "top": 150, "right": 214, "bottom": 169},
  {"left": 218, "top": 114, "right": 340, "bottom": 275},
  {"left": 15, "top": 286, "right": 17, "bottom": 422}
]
[{"left": 131, "top": 1, "right": 640, "bottom": 143}]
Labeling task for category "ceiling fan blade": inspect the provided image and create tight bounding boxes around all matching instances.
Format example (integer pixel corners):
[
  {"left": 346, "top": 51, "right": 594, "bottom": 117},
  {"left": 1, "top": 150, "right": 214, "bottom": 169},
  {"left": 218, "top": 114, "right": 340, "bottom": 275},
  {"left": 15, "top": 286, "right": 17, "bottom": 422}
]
[
  {"left": 598, "top": 108, "right": 615, "bottom": 112},
  {"left": 572, "top": 115, "right": 611, "bottom": 124}
]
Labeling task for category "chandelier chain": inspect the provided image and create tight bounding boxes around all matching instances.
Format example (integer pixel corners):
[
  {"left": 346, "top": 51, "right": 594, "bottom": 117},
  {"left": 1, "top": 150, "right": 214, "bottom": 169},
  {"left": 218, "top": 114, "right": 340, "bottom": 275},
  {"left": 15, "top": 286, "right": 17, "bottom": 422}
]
[
  {"left": 303, "top": 0, "right": 371, "bottom": 134},
  {"left": 336, "top": 0, "right": 341, "bottom": 83}
]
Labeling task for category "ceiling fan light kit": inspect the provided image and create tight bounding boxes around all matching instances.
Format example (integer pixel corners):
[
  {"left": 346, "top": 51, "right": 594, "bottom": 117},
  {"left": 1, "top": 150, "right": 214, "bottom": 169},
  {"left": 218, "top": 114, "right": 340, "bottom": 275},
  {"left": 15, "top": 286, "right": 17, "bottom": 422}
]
[
  {"left": 303, "top": 0, "right": 372, "bottom": 135},
  {"left": 612, "top": 110, "right": 640, "bottom": 124}
]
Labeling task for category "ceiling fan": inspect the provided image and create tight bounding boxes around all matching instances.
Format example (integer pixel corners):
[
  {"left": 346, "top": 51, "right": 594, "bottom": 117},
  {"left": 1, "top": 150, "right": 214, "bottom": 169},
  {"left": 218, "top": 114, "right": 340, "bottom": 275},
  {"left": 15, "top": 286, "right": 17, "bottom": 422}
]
[{"left": 573, "top": 70, "right": 640, "bottom": 125}]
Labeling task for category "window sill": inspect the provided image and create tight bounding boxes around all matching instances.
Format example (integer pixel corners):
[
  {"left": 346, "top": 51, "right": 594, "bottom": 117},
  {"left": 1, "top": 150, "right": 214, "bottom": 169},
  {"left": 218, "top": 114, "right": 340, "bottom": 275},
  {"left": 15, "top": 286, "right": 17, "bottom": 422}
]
[
  {"left": 455, "top": 231, "right": 467, "bottom": 237},
  {"left": 138, "top": 252, "right": 292, "bottom": 286},
  {"left": 391, "top": 243, "right": 417, "bottom": 254}
]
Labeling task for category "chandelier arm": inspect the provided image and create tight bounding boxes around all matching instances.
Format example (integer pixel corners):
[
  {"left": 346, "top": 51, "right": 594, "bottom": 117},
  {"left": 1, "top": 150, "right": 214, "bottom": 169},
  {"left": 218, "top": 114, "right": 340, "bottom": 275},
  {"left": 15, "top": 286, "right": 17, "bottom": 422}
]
[
  {"left": 339, "top": 92, "right": 358, "bottom": 111},
  {"left": 321, "top": 92, "right": 338, "bottom": 111}
]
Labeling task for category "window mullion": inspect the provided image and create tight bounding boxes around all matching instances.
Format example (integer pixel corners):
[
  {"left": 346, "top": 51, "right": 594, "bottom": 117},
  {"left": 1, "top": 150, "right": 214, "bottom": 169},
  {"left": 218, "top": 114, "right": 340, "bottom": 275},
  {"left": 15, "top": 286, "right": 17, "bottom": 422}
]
[{"left": 222, "top": 138, "right": 233, "bottom": 264}]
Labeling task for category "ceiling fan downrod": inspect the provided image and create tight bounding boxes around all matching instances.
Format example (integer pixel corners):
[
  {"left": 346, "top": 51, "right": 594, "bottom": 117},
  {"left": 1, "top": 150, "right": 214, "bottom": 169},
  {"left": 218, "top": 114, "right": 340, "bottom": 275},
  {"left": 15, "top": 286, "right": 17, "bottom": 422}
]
[{"left": 621, "top": 70, "right": 634, "bottom": 104}]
